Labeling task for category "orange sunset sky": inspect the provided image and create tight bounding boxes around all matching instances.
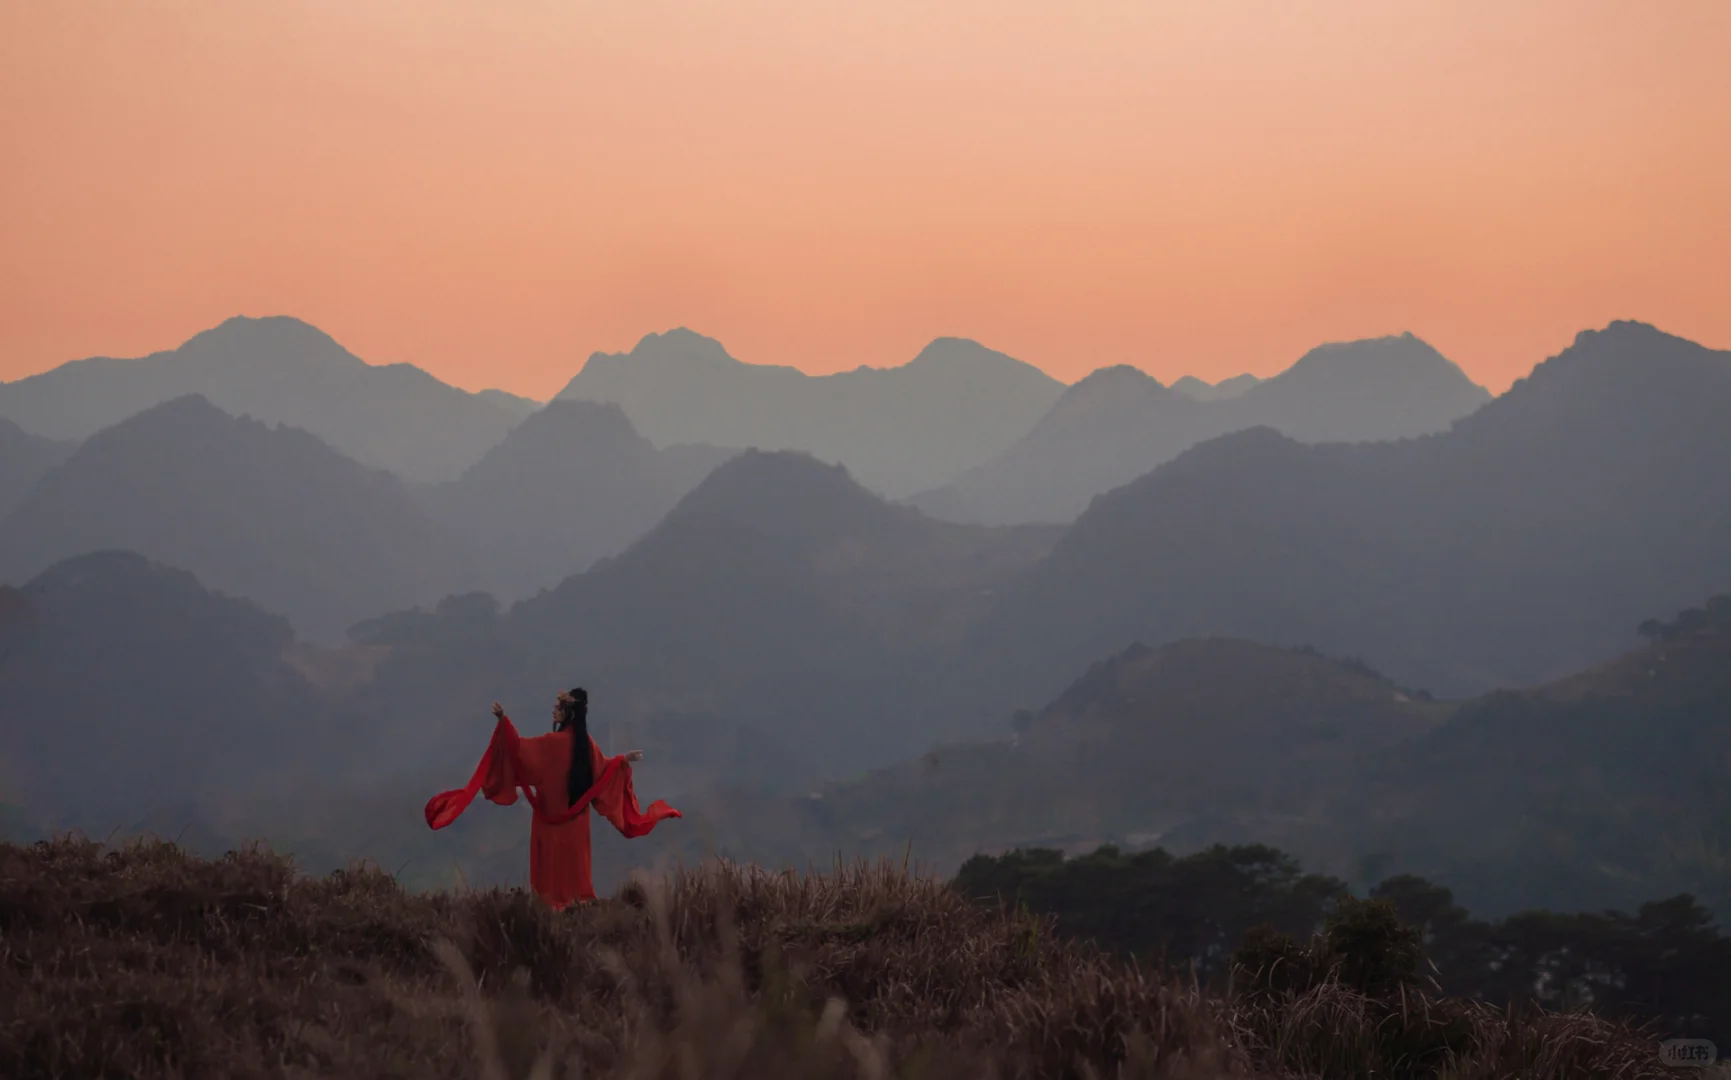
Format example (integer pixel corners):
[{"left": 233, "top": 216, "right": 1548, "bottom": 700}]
[{"left": 3, "top": 2, "right": 1728, "bottom": 398}]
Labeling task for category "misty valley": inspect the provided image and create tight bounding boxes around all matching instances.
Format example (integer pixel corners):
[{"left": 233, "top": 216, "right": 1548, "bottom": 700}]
[{"left": 4, "top": 314, "right": 1731, "bottom": 1073}]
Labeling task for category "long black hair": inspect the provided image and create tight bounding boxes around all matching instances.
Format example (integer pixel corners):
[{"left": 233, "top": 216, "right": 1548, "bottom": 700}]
[{"left": 553, "top": 687, "right": 593, "bottom": 805}]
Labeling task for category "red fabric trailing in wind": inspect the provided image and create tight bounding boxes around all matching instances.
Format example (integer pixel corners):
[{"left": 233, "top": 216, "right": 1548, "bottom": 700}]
[{"left": 424, "top": 713, "right": 681, "bottom": 908}]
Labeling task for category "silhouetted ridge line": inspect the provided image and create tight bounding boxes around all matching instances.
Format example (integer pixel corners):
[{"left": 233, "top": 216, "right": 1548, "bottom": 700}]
[
  {"left": 0, "top": 394, "right": 472, "bottom": 641},
  {"left": 424, "top": 399, "right": 738, "bottom": 601},
  {"left": 956, "top": 321, "right": 1731, "bottom": 722},
  {"left": 911, "top": 332, "right": 1491, "bottom": 525},
  {"left": 559, "top": 330, "right": 1065, "bottom": 497},
  {"left": 0, "top": 315, "right": 532, "bottom": 483}
]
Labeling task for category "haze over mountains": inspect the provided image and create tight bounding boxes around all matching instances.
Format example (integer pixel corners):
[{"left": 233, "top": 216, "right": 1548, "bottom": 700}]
[
  {"left": 913, "top": 333, "right": 1493, "bottom": 524},
  {"left": 176, "top": 319, "right": 1726, "bottom": 792},
  {"left": 344, "top": 449, "right": 1064, "bottom": 779},
  {"left": 0, "top": 316, "right": 535, "bottom": 484},
  {"left": 908, "top": 366, "right": 1220, "bottom": 525},
  {"left": 1338, "top": 596, "right": 1731, "bottom": 917},
  {"left": 0, "top": 551, "right": 327, "bottom": 828},
  {"left": 4, "top": 312, "right": 1728, "bottom": 926},
  {"left": 557, "top": 329, "right": 1067, "bottom": 497},
  {"left": 424, "top": 400, "right": 738, "bottom": 601},
  {"left": 0, "top": 394, "right": 743, "bottom": 637},
  {"left": 669, "top": 593, "right": 1731, "bottom": 921},
  {"left": 0, "top": 395, "right": 473, "bottom": 641},
  {"left": 1, "top": 317, "right": 1490, "bottom": 522},
  {"left": 0, "top": 418, "right": 72, "bottom": 519},
  {"left": 962, "top": 321, "right": 1731, "bottom": 713},
  {"left": 689, "top": 637, "right": 1446, "bottom": 878}
]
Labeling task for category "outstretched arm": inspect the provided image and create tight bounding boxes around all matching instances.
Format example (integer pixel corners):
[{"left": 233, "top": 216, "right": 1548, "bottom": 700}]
[
  {"left": 424, "top": 702, "right": 524, "bottom": 829},
  {"left": 587, "top": 737, "right": 678, "bottom": 838}
]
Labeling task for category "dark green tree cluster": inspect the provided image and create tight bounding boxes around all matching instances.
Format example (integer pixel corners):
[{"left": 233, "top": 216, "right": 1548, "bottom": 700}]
[
  {"left": 1373, "top": 874, "right": 1731, "bottom": 1042},
  {"left": 953, "top": 844, "right": 1345, "bottom": 983},
  {"left": 956, "top": 844, "right": 1731, "bottom": 1042},
  {"left": 1638, "top": 594, "right": 1731, "bottom": 641}
]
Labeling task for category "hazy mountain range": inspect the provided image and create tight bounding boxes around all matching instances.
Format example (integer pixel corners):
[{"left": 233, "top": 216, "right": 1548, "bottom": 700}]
[
  {"left": 1170, "top": 372, "right": 1262, "bottom": 401},
  {"left": 288, "top": 318, "right": 1723, "bottom": 766},
  {"left": 957, "top": 321, "right": 1731, "bottom": 716},
  {"left": 0, "top": 417, "right": 72, "bottom": 520},
  {"left": 681, "top": 637, "right": 1447, "bottom": 879},
  {"left": 423, "top": 399, "right": 739, "bottom": 601},
  {"left": 340, "top": 449, "right": 1065, "bottom": 780},
  {"left": 0, "top": 551, "right": 328, "bottom": 828},
  {"left": 670, "top": 593, "right": 1731, "bottom": 921},
  {"left": 0, "top": 395, "right": 474, "bottom": 641},
  {"left": 0, "top": 395, "right": 741, "bottom": 637},
  {"left": 560, "top": 330, "right": 1489, "bottom": 511},
  {"left": 3, "top": 316, "right": 1488, "bottom": 517},
  {"left": 911, "top": 333, "right": 1493, "bottom": 524},
  {"left": 3, "top": 314, "right": 1727, "bottom": 922},
  {"left": 906, "top": 366, "right": 1221, "bottom": 526},
  {"left": 16, "top": 540, "right": 1718, "bottom": 923},
  {"left": 0, "top": 316, "right": 537, "bottom": 484},
  {"left": 93, "top": 316, "right": 1715, "bottom": 782},
  {"left": 557, "top": 329, "right": 1068, "bottom": 498}
]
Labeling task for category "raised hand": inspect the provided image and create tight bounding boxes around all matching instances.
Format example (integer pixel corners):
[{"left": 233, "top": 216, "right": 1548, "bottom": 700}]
[
  {"left": 625, "top": 749, "right": 644, "bottom": 763},
  {"left": 491, "top": 701, "right": 506, "bottom": 720}
]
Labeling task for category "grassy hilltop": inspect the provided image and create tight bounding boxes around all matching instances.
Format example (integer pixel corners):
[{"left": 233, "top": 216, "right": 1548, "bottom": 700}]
[{"left": 0, "top": 837, "right": 1702, "bottom": 1080}]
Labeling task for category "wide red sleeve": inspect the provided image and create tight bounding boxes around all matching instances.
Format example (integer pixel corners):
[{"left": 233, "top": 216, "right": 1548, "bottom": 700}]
[
  {"left": 425, "top": 714, "right": 522, "bottom": 829},
  {"left": 427, "top": 720, "right": 682, "bottom": 835},
  {"left": 587, "top": 737, "right": 682, "bottom": 839}
]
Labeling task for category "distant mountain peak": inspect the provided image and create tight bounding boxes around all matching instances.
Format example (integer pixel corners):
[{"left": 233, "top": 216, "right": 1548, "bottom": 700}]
[
  {"left": 1042, "top": 636, "right": 1416, "bottom": 725},
  {"left": 178, "top": 315, "right": 352, "bottom": 366},
  {"left": 0, "top": 387, "right": 470, "bottom": 641},
  {"left": 1171, "top": 372, "right": 1263, "bottom": 401},
  {"left": 0, "top": 317, "right": 533, "bottom": 484},
  {"left": 1597, "top": 318, "right": 1663, "bottom": 336},
  {"left": 428, "top": 394, "right": 734, "bottom": 601},
  {"left": 113, "top": 391, "right": 228, "bottom": 426},
  {"left": 1227, "top": 334, "right": 1492, "bottom": 436},
  {"left": 643, "top": 446, "right": 941, "bottom": 554},
  {"left": 1041, "top": 365, "right": 1179, "bottom": 418},
  {"left": 454, "top": 398, "right": 648, "bottom": 477},
  {"left": 1070, "top": 364, "right": 1164, "bottom": 392},
  {"left": 904, "top": 337, "right": 1052, "bottom": 378},
  {"left": 1570, "top": 319, "right": 1693, "bottom": 354},
  {"left": 672, "top": 448, "right": 862, "bottom": 515},
  {"left": 560, "top": 330, "right": 1067, "bottom": 497},
  {"left": 1478, "top": 319, "right": 1730, "bottom": 423},
  {"left": 569, "top": 445, "right": 931, "bottom": 596},
  {"left": 594, "top": 328, "right": 752, "bottom": 372},
  {"left": 208, "top": 313, "right": 331, "bottom": 336},
  {"left": 1282, "top": 333, "right": 1459, "bottom": 379},
  {"left": 652, "top": 326, "right": 724, "bottom": 347},
  {"left": 514, "top": 396, "right": 638, "bottom": 435},
  {"left": 60, "top": 393, "right": 365, "bottom": 482}
]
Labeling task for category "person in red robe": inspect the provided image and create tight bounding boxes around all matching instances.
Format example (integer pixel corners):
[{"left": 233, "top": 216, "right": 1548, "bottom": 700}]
[{"left": 424, "top": 687, "right": 681, "bottom": 909}]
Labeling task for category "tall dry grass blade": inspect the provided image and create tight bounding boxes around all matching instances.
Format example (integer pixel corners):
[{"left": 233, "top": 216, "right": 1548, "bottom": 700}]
[{"left": 434, "top": 937, "right": 510, "bottom": 1080}]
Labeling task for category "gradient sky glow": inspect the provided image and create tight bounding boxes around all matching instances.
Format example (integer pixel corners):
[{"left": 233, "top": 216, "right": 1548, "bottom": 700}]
[{"left": 4, "top": 1, "right": 1729, "bottom": 397}]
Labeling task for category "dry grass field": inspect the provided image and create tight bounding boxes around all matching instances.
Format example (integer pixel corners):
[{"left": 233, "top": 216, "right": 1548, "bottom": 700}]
[{"left": 0, "top": 836, "right": 1704, "bottom": 1079}]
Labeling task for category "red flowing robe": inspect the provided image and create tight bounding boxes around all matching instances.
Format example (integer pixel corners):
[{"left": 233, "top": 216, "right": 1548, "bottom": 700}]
[{"left": 424, "top": 713, "right": 681, "bottom": 909}]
